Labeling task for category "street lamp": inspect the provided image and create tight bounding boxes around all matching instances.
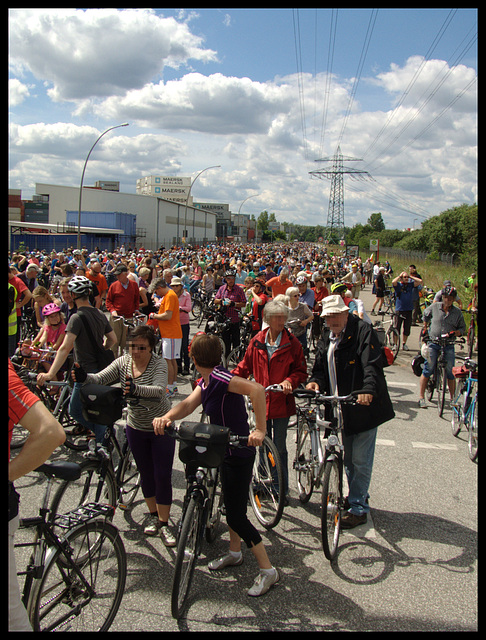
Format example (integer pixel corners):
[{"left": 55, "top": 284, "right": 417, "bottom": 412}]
[
  {"left": 77, "top": 122, "right": 129, "bottom": 249},
  {"left": 237, "top": 194, "right": 260, "bottom": 243},
  {"left": 183, "top": 165, "right": 221, "bottom": 245}
]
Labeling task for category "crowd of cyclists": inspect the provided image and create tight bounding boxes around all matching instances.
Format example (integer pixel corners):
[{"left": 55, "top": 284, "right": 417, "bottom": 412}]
[{"left": 8, "top": 239, "right": 477, "bottom": 625}]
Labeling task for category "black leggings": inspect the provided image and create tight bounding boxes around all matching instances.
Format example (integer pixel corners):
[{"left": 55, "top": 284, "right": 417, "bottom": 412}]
[{"left": 220, "top": 454, "right": 262, "bottom": 548}]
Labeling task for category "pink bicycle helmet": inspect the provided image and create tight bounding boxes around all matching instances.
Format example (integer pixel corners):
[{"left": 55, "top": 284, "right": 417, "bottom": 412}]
[{"left": 43, "top": 303, "right": 61, "bottom": 316}]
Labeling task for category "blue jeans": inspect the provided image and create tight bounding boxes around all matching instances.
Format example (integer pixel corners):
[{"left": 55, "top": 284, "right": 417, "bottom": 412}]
[
  {"left": 266, "top": 417, "right": 290, "bottom": 495},
  {"left": 422, "top": 343, "right": 455, "bottom": 380},
  {"left": 69, "top": 382, "right": 107, "bottom": 444},
  {"left": 342, "top": 427, "right": 377, "bottom": 516}
]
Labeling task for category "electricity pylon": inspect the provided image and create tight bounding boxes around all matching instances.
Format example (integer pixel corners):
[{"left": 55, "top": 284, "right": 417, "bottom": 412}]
[{"left": 310, "top": 146, "right": 371, "bottom": 244}]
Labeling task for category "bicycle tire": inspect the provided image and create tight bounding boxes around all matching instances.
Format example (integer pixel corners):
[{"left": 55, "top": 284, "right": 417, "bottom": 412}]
[
  {"left": 171, "top": 495, "right": 204, "bottom": 619},
  {"left": 28, "top": 519, "right": 126, "bottom": 632},
  {"left": 451, "top": 390, "right": 464, "bottom": 437},
  {"left": 226, "top": 345, "right": 245, "bottom": 370},
  {"left": 294, "top": 416, "right": 314, "bottom": 503},
  {"left": 426, "top": 375, "right": 435, "bottom": 402},
  {"left": 205, "top": 468, "right": 223, "bottom": 543},
  {"left": 437, "top": 365, "right": 446, "bottom": 417},
  {"left": 321, "top": 457, "right": 342, "bottom": 562},
  {"left": 385, "top": 326, "right": 400, "bottom": 361},
  {"left": 249, "top": 435, "right": 284, "bottom": 529},
  {"left": 58, "top": 402, "right": 90, "bottom": 451},
  {"left": 117, "top": 446, "right": 141, "bottom": 508},
  {"left": 49, "top": 459, "right": 117, "bottom": 526},
  {"left": 190, "top": 299, "right": 203, "bottom": 321},
  {"left": 468, "top": 395, "right": 478, "bottom": 461}
]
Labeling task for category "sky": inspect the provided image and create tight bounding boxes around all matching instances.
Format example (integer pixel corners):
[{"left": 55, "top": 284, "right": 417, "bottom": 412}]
[{"left": 9, "top": 8, "right": 477, "bottom": 232}]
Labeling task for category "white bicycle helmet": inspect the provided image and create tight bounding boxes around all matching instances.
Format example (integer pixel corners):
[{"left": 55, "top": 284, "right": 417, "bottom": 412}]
[{"left": 67, "top": 275, "right": 92, "bottom": 296}]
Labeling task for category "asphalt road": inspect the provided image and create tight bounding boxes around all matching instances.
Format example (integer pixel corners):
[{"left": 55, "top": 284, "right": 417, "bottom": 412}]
[{"left": 12, "top": 285, "right": 478, "bottom": 631}]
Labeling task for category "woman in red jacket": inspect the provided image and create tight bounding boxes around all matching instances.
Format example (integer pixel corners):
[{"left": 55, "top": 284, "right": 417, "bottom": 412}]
[{"left": 231, "top": 300, "right": 307, "bottom": 501}]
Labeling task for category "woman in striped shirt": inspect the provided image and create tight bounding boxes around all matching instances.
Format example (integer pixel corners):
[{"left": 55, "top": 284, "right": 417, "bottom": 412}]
[{"left": 78, "top": 324, "right": 176, "bottom": 546}]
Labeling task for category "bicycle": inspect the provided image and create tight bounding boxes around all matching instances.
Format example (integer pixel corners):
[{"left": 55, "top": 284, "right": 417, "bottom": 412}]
[
  {"left": 11, "top": 363, "right": 90, "bottom": 452},
  {"left": 15, "top": 460, "right": 127, "bottom": 631},
  {"left": 372, "top": 311, "right": 404, "bottom": 362},
  {"left": 425, "top": 334, "right": 464, "bottom": 417},
  {"left": 165, "top": 421, "right": 250, "bottom": 619},
  {"left": 291, "top": 387, "right": 361, "bottom": 562},
  {"left": 451, "top": 358, "right": 478, "bottom": 462},
  {"left": 49, "top": 390, "right": 142, "bottom": 521}
]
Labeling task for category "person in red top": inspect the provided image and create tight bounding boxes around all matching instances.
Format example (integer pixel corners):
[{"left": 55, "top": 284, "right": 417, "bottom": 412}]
[
  {"left": 311, "top": 275, "right": 329, "bottom": 342},
  {"left": 8, "top": 267, "right": 33, "bottom": 344},
  {"left": 8, "top": 360, "right": 66, "bottom": 631},
  {"left": 105, "top": 264, "right": 140, "bottom": 318},
  {"left": 249, "top": 279, "right": 268, "bottom": 335},
  {"left": 265, "top": 267, "right": 292, "bottom": 298},
  {"left": 231, "top": 299, "right": 307, "bottom": 500},
  {"left": 86, "top": 259, "right": 108, "bottom": 308}
]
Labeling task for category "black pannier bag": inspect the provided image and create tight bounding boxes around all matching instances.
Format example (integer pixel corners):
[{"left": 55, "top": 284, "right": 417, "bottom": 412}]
[
  {"left": 177, "top": 421, "right": 230, "bottom": 468},
  {"left": 79, "top": 383, "right": 124, "bottom": 426}
]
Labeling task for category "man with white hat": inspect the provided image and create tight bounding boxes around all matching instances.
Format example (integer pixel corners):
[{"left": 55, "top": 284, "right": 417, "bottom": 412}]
[{"left": 306, "top": 295, "right": 394, "bottom": 529}]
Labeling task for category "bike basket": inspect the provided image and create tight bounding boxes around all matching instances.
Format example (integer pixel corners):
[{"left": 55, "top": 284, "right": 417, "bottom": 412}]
[
  {"left": 177, "top": 421, "right": 230, "bottom": 468},
  {"left": 79, "top": 383, "right": 124, "bottom": 425}
]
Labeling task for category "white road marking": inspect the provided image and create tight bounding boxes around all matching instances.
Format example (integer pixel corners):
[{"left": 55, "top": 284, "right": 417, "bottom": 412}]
[
  {"left": 376, "top": 439, "right": 396, "bottom": 446},
  {"left": 411, "top": 441, "right": 458, "bottom": 450}
]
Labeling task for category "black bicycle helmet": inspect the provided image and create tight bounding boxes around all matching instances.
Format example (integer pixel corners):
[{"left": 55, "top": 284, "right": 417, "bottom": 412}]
[{"left": 224, "top": 269, "right": 236, "bottom": 278}]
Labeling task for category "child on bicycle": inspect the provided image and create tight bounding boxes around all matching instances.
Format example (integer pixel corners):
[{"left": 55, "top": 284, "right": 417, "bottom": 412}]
[{"left": 153, "top": 333, "right": 280, "bottom": 597}]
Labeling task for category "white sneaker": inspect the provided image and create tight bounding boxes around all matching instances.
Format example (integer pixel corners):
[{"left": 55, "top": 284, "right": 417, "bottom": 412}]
[
  {"left": 208, "top": 553, "right": 243, "bottom": 571},
  {"left": 418, "top": 398, "right": 427, "bottom": 408},
  {"left": 160, "top": 525, "right": 176, "bottom": 547},
  {"left": 143, "top": 514, "right": 162, "bottom": 536},
  {"left": 247, "top": 568, "right": 280, "bottom": 597}
]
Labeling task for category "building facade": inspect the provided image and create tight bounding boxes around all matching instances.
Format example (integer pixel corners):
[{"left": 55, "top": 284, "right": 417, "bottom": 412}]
[{"left": 31, "top": 183, "right": 217, "bottom": 249}]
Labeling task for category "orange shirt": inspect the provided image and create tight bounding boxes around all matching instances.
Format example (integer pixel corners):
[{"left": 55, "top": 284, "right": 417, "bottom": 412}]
[
  {"left": 157, "top": 289, "right": 182, "bottom": 339},
  {"left": 265, "top": 276, "right": 293, "bottom": 297},
  {"left": 86, "top": 270, "right": 108, "bottom": 296}
]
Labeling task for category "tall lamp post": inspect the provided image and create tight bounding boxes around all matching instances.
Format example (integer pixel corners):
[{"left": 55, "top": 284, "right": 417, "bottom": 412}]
[
  {"left": 77, "top": 122, "right": 129, "bottom": 249},
  {"left": 183, "top": 165, "right": 221, "bottom": 245},
  {"left": 237, "top": 194, "right": 260, "bottom": 243}
]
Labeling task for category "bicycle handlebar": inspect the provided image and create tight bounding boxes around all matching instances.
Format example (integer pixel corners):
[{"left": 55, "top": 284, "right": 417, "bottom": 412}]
[
  {"left": 164, "top": 422, "right": 250, "bottom": 447},
  {"left": 265, "top": 384, "right": 363, "bottom": 403}
]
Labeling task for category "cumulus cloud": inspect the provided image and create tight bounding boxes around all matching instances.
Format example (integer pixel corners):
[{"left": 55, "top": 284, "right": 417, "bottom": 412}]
[
  {"left": 8, "top": 8, "right": 218, "bottom": 101},
  {"left": 96, "top": 73, "right": 293, "bottom": 134},
  {"left": 9, "top": 78, "right": 31, "bottom": 107}
]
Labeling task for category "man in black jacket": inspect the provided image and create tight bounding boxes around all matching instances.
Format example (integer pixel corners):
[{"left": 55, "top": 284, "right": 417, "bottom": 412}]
[{"left": 306, "top": 295, "right": 394, "bottom": 529}]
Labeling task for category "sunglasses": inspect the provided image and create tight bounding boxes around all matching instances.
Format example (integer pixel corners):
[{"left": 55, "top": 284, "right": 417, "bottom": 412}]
[{"left": 128, "top": 345, "right": 150, "bottom": 351}]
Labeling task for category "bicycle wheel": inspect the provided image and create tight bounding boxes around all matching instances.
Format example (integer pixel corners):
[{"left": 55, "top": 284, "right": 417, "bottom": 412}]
[
  {"left": 226, "top": 345, "right": 245, "bottom": 370},
  {"left": 294, "top": 416, "right": 314, "bottom": 503},
  {"left": 171, "top": 495, "right": 204, "bottom": 619},
  {"left": 385, "top": 326, "right": 400, "bottom": 361},
  {"left": 205, "top": 468, "right": 223, "bottom": 543},
  {"left": 28, "top": 519, "right": 126, "bottom": 632},
  {"left": 117, "top": 446, "right": 141, "bottom": 508},
  {"left": 437, "top": 365, "right": 446, "bottom": 417},
  {"left": 249, "top": 436, "right": 284, "bottom": 529},
  {"left": 426, "top": 375, "right": 435, "bottom": 402},
  {"left": 451, "top": 389, "right": 464, "bottom": 437},
  {"left": 468, "top": 395, "right": 478, "bottom": 461},
  {"left": 58, "top": 402, "right": 91, "bottom": 451},
  {"left": 190, "top": 299, "right": 203, "bottom": 321},
  {"left": 321, "top": 457, "right": 342, "bottom": 562},
  {"left": 50, "top": 460, "right": 117, "bottom": 526}
]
